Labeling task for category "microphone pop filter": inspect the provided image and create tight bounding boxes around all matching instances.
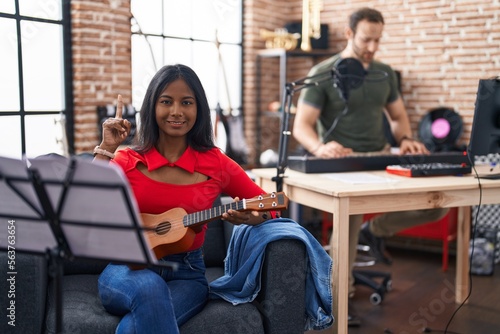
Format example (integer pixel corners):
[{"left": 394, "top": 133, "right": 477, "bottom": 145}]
[{"left": 333, "top": 58, "right": 366, "bottom": 101}]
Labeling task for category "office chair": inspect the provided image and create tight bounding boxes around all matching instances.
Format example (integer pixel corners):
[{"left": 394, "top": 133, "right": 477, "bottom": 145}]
[
  {"left": 352, "top": 244, "right": 392, "bottom": 305},
  {"left": 321, "top": 212, "right": 392, "bottom": 305}
]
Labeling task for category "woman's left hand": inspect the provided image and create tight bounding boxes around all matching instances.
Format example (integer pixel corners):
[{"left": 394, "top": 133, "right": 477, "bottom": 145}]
[
  {"left": 221, "top": 197, "right": 268, "bottom": 226},
  {"left": 100, "top": 94, "right": 132, "bottom": 150}
]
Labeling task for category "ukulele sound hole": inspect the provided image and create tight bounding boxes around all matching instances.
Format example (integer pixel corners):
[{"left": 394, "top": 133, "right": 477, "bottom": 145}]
[{"left": 156, "top": 222, "right": 171, "bottom": 235}]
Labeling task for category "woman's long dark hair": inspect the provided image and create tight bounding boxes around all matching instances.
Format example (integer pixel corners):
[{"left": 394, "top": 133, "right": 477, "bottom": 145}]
[{"left": 135, "top": 64, "right": 215, "bottom": 153}]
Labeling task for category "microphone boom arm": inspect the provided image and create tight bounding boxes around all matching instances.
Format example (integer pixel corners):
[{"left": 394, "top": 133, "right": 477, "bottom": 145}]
[
  {"left": 272, "top": 57, "right": 381, "bottom": 192},
  {"left": 272, "top": 70, "right": 333, "bottom": 192}
]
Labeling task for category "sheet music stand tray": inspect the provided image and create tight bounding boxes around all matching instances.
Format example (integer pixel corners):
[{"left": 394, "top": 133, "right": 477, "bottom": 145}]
[{"left": 0, "top": 155, "right": 177, "bottom": 333}]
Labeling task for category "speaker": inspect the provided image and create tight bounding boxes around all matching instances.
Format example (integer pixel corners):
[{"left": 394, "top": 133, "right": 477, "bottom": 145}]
[{"left": 284, "top": 22, "right": 329, "bottom": 50}]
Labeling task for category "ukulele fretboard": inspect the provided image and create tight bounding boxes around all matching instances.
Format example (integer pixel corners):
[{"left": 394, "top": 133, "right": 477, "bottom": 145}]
[{"left": 183, "top": 201, "right": 245, "bottom": 227}]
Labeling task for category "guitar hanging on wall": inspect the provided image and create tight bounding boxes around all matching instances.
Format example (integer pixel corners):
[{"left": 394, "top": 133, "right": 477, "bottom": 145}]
[
  {"left": 141, "top": 192, "right": 289, "bottom": 259},
  {"left": 214, "top": 29, "right": 249, "bottom": 165}
]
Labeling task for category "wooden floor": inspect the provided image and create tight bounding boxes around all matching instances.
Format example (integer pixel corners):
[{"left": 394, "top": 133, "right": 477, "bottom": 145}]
[{"left": 306, "top": 246, "right": 500, "bottom": 334}]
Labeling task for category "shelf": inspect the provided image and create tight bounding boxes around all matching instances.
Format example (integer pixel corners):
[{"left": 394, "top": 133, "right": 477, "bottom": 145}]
[
  {"left": 257, "top": 48, "right": 334, "bottom": 58},
  {"left": 261, "top": 110, "right": 285, "bottom": 117},
  {"left": 254, "top": 48, "right": 333, "bottom": 165}
]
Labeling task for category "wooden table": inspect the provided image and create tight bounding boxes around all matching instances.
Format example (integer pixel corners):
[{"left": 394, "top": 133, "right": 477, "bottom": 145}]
[{"left": 251, "top": 167, "right": 500, "bottom": 334}]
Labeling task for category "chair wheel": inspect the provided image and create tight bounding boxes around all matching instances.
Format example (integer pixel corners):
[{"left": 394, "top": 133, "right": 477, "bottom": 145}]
[{"left": 370, "top": 292, "right": 383, "bottom": 305}]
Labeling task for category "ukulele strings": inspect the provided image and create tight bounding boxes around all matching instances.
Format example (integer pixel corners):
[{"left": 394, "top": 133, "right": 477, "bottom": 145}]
[
  {"left": 149, "top": 196, "right": 273, "bottom": 234},
  {"left": 183, "top": 201, "right": 245, "bottom": 227}
]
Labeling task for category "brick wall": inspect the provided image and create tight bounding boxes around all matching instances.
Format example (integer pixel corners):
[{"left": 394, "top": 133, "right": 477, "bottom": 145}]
[
  {"left": 243, "top": 0, "right": 500, "bottom": 163},
  {"left": 243, "top": 0, "right": 319, "bottom": 163},
  {"left": 70, "top": 1, "right": 499, "bottom": 160},
  {"left": 71, "top": 0, "right": 131, "bottom": 154}
]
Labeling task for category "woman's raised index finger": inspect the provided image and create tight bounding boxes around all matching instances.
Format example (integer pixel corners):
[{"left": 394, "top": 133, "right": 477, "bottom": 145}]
[{"left": 115, "top": 94, "right": 123, "bottom": 119}]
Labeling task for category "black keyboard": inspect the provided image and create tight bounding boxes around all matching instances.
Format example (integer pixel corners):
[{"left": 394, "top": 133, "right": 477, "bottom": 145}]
[
  {"left": 287, "top": 151, "right": 469, "bottom": 173},
  {"left": 386, "top": 163, "right": 471, "bottom": 177}
]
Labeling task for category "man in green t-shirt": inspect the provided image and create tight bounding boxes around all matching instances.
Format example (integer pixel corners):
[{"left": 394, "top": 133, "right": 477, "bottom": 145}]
[{"left": 293, "top": 7, "right": 448, "bottom": 326}]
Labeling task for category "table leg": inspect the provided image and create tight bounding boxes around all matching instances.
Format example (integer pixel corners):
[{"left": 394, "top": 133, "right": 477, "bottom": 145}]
[
  {"left": 456, "top": 206, "right": 471, "bottom": 303},
  {"left": 330, "top": 197, "right": 350, "bottom": 334}
]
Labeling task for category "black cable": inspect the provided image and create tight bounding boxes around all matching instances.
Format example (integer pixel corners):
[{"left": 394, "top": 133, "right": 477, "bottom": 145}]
[
  {"left": 438, "top": 150, "right": 482, "bottom": 334},
  {"left": 316, "top": 104, "right": 349, "bottom": 149},
  {"left": 385, "top": 142, "right": 489, "bottom": 334}
]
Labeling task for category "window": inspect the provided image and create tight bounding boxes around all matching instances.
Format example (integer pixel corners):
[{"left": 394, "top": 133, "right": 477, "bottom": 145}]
[
  {"left": 130, "top": 0, "right": 243, "bottom": 160},
  {"left": 0, "top": 0, "right": 73, "bottom": 159}
]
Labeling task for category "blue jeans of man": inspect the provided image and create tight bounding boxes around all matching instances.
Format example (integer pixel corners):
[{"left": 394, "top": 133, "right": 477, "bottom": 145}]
[{"left": 98, "top": 248, "right": 208, "bottom": 334}]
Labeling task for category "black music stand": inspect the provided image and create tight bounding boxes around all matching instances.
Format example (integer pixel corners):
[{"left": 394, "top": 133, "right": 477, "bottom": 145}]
[{"left": 0, "top": 155, "right": 177, "bottom": 333}]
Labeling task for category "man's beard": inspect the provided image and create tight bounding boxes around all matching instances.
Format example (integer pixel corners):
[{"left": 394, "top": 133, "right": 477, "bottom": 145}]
[{"left": 352, "top": 43, "right": 373, "bottom": 65}]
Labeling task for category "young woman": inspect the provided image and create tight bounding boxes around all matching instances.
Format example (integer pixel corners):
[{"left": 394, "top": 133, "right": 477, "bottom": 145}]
[{"left": 94, "top": 64, "right": 274, "bottom": 333}]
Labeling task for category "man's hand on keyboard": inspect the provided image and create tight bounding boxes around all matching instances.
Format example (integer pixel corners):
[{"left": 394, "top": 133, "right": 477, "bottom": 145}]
[
  {"left": 399, "top": 138, "right": 429, "bottom": 155},
  {"left": 314, "top": 141, "right": 353, "bottom": 158}
]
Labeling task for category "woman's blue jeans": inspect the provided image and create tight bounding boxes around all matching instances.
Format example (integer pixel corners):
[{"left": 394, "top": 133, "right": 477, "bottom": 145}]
[{"left": 98, "top": 249, "right": 208, "bottom": 334}]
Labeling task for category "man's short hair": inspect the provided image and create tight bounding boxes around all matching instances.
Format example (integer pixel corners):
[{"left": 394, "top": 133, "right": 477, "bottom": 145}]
[{"left": 349, "top": 7, "right": 385, "bottom": 33}]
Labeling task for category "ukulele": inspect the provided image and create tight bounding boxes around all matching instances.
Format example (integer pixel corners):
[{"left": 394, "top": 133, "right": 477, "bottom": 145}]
[{"left": 141, "top": 192, "right": 289, "bottom": 259}]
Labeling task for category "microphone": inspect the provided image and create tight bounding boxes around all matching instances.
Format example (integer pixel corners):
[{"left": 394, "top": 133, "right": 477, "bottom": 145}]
[
  {"left": 317, "top": 58, "right": 388, "bottom": 146},
  {"left": 331, "top": 57, "right": 367, "bottom": 101}
]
